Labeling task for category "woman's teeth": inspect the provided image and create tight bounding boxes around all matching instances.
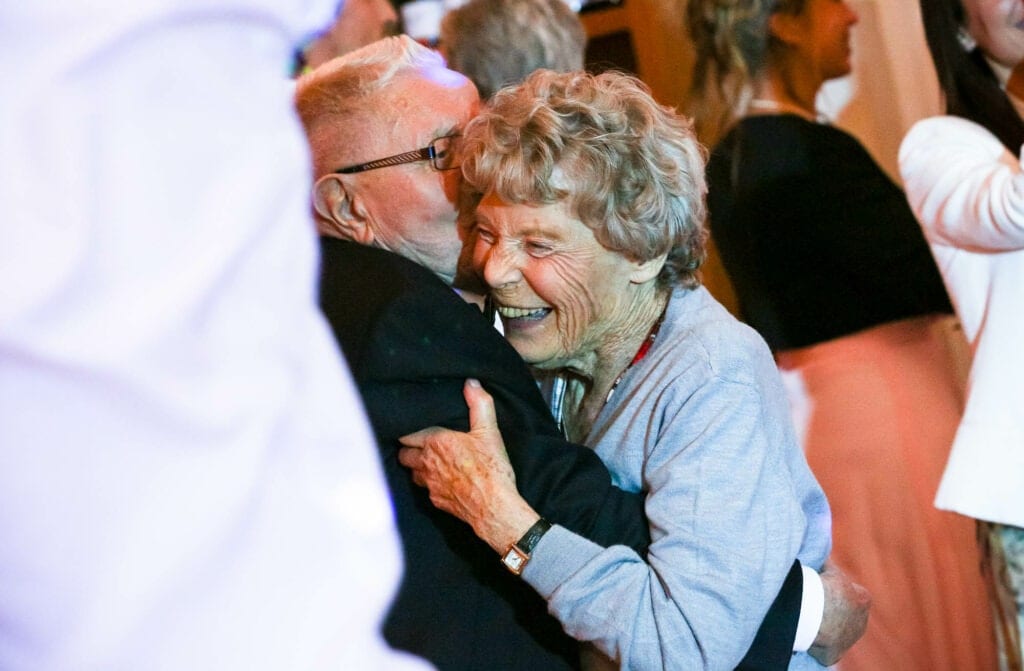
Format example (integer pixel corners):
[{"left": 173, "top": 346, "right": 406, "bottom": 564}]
[{"left": 498, "top": 306, "right": 550, "bottom": 320}]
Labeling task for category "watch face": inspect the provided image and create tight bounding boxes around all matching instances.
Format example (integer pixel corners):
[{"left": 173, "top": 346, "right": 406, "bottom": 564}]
[{"left": 501, "top": 547, "right": 527, "bottom": 575}]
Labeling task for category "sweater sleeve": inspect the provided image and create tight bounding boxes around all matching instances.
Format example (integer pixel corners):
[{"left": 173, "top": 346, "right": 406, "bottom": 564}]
[
  {"left": 900, "top": 116, "right": 1024, "bottom": 252},
  {"left": 521, "top": 375, "right": 809, "bottom": 670}
]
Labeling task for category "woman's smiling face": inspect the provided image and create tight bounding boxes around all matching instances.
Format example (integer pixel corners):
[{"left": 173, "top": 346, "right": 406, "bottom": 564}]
[{"left": 471, "top": 192, "right": 644, "bottom": 374}]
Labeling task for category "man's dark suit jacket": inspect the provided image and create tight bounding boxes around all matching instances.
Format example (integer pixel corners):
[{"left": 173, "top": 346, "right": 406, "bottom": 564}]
[{"left": 318, "top": 237, "right": 802, "bottom": 671}]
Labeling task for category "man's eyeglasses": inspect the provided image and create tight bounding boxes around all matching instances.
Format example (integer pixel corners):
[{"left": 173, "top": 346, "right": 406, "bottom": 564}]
[{"left": 332, "top": 135, "right": 460, "bottom": 174}]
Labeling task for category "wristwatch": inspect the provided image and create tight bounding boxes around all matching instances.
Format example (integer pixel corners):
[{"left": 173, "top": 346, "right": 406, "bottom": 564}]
[{"left": 501, "top": 518, "right": 552, "bottom": 575}]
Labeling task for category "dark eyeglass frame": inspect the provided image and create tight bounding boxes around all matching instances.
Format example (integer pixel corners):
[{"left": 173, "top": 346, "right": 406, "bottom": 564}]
[{"left": 332, "top": 135, "right": 460, "bottom": 174}]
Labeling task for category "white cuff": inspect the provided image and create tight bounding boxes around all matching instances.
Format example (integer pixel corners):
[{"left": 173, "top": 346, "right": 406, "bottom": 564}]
[{"left": 793, "top": 564, "right": 825, "bottom": 652}]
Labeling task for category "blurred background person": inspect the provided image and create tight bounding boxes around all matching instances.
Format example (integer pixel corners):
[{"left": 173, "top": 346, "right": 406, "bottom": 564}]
[
  {"left": 901, "top": 0, "right": 1024, "bottom": 666},
  {"left": 0, "top": 2, "right": 426, "bottom": 670},
  {"left": 686, "top": 0, "right": 996, "bottom": 669},
  {"left": 917, "top": 0, "right": 1024, "bottom": 151},
  {"left": 438, "top": 0, "right": 586, "bottom": 99},
  {"left": 293, "top": 0, "right": 400, "bottom": 76}
]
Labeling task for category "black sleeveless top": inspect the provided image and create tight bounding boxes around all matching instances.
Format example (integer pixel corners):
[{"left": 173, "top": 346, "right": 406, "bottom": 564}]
[{"left": 706, "top": 115, "right": 952, "bottom": 351}]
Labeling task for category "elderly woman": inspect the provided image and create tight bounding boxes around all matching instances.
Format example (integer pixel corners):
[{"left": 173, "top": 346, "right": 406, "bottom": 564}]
[{"left": 399, "top": 69, "right": 833, "bottom": 670}]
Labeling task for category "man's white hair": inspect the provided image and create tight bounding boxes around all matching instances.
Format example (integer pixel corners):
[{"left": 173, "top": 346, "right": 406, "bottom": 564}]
[
  {"left": 297, "top": 34, "right": 445, "bottom": 99},
  {"left": 295, "top": 35, "right": 448, "bottom": 177}
]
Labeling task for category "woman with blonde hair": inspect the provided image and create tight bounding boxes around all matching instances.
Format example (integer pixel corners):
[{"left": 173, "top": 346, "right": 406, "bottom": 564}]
[{"left": 686, "top": 0, "right": 997, "bottom": 669}]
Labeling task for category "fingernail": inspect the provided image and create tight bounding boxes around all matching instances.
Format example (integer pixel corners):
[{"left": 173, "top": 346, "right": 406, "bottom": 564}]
[{"left": 467, "top": 378, "right": 481, "bottom": 388}]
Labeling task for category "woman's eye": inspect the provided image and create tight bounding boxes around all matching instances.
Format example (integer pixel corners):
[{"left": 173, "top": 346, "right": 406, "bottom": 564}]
[
  {"left": 526, "top": 241, "right": 552, "bottom": 255},
  {"left": 476, "top": 228, "right": 496, "bottom": 244}
]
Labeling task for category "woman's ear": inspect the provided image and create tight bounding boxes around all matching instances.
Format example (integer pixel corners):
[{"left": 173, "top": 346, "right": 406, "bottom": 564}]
[
  {"left": 629, "top": 252, "right": 668, "bottom": 284},
  {"left": 768, "top": 11, "right": 803, "bottom": 46},
  {"left": 312, "top": 174, "right": 374, "bottom": 245}
]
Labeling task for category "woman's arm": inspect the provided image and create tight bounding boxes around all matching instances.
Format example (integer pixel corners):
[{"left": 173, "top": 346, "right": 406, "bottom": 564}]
[
  {"left": 520, "top": 376, "right": 811, "bottom": 670},
  {"left": 401, "top": 375, "right": 815, "bottom": 670},
  {"left": 900, "top": 116, "right": 1024, "bottom": 252}
]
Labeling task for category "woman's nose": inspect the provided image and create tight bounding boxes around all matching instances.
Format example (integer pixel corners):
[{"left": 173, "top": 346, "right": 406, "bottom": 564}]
[{"left": 481, "top": 242, "right": 522, "bottom": 290}]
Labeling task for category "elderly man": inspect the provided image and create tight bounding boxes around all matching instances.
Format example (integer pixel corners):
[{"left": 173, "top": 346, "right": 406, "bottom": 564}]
[{"left": 295, "top": 35, "right": 868, "bottom": 671}]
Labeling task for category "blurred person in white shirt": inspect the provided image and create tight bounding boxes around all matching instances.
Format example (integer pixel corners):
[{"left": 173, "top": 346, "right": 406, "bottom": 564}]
[{"left": 0, "top": 2, "right": 429, "bottom": 670}]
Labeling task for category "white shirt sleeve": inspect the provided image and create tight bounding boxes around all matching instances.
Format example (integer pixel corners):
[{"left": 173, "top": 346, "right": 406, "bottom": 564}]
[{"left": 793, "top": 565, "right": 825, "bottom": 652}]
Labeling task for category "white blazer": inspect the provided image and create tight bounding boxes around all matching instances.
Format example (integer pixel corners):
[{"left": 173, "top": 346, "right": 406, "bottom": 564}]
[{"left": 900, "top": 116, "right": 1024, "bottom": 528}]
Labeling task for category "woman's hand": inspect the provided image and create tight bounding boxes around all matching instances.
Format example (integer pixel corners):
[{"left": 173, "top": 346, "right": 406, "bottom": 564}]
[{"left": 399, "top": 379, "right": 540, "bottom": 554}]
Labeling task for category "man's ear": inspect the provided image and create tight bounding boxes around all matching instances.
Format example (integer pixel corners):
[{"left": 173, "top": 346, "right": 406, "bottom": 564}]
[
  {"left": 630, "top": 252, "right": 668, "bottom": 284},
  {"left": 312, "top": 174, "right": 374, "bottom": 245}
]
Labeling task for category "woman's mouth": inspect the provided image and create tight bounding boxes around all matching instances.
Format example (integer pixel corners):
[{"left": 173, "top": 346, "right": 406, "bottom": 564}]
[{"left": 497, "top": 305, "right": 551, "bottom": 322}]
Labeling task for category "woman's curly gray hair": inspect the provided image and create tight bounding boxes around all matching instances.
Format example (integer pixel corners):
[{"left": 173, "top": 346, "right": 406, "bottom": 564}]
[{"left": 460, "top": 69, "right": 708, "bottom": 290}]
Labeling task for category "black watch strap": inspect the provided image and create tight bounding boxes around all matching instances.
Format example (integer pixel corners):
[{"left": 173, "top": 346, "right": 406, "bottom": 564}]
[{"left": 516, "top": 518, "right": 552, "bottom": 554}]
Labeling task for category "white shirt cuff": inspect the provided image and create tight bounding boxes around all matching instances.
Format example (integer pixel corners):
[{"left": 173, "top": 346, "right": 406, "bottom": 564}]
[{"left": 793, "top": 564, "right": 825, "bottom": 652}]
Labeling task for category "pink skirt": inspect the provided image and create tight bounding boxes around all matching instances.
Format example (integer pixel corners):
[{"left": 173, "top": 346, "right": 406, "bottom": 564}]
[{"left": 776, "top": 315, "right": 995, "bottom": 671}]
